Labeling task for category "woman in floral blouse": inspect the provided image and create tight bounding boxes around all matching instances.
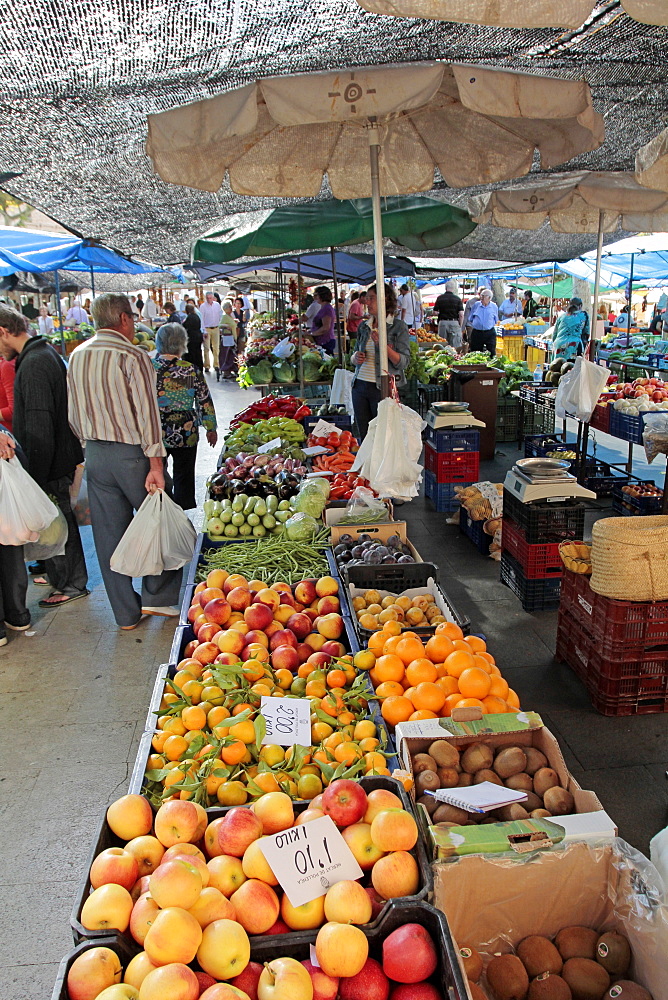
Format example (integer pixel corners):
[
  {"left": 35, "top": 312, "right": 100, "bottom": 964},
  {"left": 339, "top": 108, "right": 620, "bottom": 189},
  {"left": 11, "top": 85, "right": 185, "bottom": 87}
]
[{"left": 152, "top": 323, "right": 217, "bottom": 509}]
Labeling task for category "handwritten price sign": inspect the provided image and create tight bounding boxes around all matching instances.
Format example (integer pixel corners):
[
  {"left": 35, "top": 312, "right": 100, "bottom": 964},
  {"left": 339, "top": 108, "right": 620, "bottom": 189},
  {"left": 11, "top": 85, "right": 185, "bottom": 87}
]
[
  {"left": 260, "top": 696, "right": 311, "bottom": 748},
  {"left": 258, "top": 815, "right": 363, "bottom": 907}
]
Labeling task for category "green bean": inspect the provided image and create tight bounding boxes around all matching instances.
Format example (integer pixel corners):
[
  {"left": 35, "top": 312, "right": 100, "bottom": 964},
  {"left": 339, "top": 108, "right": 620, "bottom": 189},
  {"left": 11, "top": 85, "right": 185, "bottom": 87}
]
[{"left": 196, "top": 530, "right": 333, "bottom": 585}]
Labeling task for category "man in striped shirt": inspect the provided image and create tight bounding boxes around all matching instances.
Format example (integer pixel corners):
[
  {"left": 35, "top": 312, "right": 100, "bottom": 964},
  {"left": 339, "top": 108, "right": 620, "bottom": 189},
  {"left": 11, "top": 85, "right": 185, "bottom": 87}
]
[{"left": 68, "top": 293, "right": 182, "bottom": 629}]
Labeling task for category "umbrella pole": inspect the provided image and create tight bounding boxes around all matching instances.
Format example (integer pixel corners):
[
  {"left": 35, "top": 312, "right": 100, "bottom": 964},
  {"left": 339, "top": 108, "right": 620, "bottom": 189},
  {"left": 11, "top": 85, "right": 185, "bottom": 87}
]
[
  {"left": 626, "top": 253, "right": 635, "bottom": 351},
  {"left": 297, "top": 254, "right": 304, "bottom": 396},
  {"left": 368, "top": 122, "right": 389, "bottom": 399},
  {"left": 330, "top": 246, "right": 343, "bottom": 368},
  {"left": 90, "top": 266, "right": 96, "bottom": 299},
  {"left": 590, "top": 211, "right": 604, "bottom": 358},
  {"left": 54, "top": 270, "right": 66, "bottom": 355},
  {"left": 549, "top": 262, "right": 556, "bottom": 325}
]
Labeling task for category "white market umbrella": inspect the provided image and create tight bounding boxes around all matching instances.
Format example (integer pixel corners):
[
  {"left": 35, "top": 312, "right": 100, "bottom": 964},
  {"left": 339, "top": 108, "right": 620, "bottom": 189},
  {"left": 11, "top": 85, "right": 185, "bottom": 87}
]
[
  {"left": 355, "top": 0, "right": 667, "bottom": 28},
  {"left": 470, "top": 171, "right": 668, "bottom": 342},
  {"left": 146, "top": 62, "right": 604, "bottom": 392},
  {"left": 636, "top": 127, "right": 668, "bottom": 194}
]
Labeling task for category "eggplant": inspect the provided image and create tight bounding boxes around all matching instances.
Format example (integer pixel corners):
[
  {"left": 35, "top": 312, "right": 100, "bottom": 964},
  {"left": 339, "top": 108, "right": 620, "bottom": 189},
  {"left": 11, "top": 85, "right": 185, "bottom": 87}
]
[
  {"left": 278, "top": 484, "right": 296, "bottom": 500},
  {"left": 228, "top": 479, "right": 248, "bottom": 496}
]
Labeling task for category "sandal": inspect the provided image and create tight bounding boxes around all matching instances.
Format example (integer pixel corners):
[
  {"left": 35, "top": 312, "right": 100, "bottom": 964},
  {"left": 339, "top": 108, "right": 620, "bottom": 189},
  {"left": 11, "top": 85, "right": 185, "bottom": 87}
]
[
  {"left": 33, "top": 576, "right": 51, "bottom": 587},
  {"left": 38, "top": 589, "right": 90, "bottom": 608}
]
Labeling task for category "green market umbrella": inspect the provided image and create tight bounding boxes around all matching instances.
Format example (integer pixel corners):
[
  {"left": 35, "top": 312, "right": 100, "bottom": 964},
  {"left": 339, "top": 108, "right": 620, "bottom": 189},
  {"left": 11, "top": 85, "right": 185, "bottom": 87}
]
[{"left": 192, "top": 196, "right": 475, "bottom": 263}]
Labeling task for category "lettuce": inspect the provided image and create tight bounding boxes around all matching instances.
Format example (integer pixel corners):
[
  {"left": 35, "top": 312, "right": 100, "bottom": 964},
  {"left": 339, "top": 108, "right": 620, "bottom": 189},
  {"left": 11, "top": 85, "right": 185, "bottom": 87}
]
[
  {"left": 247, "top": 360, "right": 274, "bottom": 384},
  {"left": 285, "top": 512, "right": 320, "bottom": 540},
  {"left": 272, "top": 361, "right": 296, "bottom": 383},
  {"left": 300, "top": 477, "right": 331, "bottom": 499},
  {"left": 294, "top": 490, "right": 327, "bottom": 517}
]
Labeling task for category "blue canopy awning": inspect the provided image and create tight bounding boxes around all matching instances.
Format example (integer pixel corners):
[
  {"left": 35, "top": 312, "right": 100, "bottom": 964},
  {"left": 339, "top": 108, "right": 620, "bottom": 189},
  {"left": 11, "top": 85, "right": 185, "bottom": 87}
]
[
  {"left": 560, "top": 235, "right": 668, "bottom": 287},
  {"left": 0, "top": 226, "right": 164, "bottom": 276},
  {"left": 190, "top": 250, "right": 415, "bottom": 285}
]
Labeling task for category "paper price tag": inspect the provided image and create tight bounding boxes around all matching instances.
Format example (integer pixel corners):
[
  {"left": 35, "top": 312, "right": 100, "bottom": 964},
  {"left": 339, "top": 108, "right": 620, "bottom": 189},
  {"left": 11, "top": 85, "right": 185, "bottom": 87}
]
[
  {"left": 260, "top": 696, "right": 311, "bottom": 748},
  {"left": 302, "top": 445, "right": 330, "bottom": 456},
  {"left": 309, "top": 944, "right": 320, "bottom": 967},
  {"left": 311, "top": 419, "right": 342, "bottom": 437},
  {"left": 258, "top": 815, "right": 363, "bottom": 907},
  {"left": 258, "top": 437, "right": 282, "bottom": 454}
]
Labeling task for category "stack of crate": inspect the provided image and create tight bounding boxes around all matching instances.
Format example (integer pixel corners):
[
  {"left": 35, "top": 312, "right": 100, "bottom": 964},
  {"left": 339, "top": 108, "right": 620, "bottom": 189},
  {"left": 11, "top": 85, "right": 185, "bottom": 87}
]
[
  {"left": 501, "top": 489, "right": 585, "bottom": 612},
  {"left": 424, "top": 426, "right": 480, "bottom": 513}
]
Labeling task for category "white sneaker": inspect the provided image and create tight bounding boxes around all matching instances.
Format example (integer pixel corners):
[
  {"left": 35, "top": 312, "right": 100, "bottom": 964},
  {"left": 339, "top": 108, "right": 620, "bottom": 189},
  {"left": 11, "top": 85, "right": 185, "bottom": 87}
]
[{"left": 141, "top": 605, "right": 180, "bottom": 617}]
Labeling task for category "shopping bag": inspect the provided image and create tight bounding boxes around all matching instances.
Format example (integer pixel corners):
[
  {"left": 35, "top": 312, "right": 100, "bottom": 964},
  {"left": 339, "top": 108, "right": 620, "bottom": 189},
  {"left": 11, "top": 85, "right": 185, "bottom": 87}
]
[
  {"left": 0, "top": 457, "right": 59, "bottom": 546},
  {"left": 24, "top": 507, "right": 68, "bottom": 560},
  {"left": 272, "top": 337, "right": 295, "bottom": 360},
  {"left": 330, "top": 368, "right": 355, "bottom": 417},
  {"left": 352, "top": 398, "right": 424, "bottom": 500},
  {"left": 110, "top": 490, "right": 196, "bottom": 577},
  {"left": 159, "top": 490, "right": 197, "bottom": 570},
  {"left": 555, "top": 357, "right": 609, "bottom": 422}
]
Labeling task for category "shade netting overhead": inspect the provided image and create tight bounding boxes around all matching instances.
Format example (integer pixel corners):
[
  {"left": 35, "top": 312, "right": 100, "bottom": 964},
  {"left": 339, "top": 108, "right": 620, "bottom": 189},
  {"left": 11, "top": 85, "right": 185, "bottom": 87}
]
[
  {"left": 0, "top": 227, "right": 163, "bottom": 276},
  {"left": 190, "top": 250, "right": 415, "bottom": 285}
]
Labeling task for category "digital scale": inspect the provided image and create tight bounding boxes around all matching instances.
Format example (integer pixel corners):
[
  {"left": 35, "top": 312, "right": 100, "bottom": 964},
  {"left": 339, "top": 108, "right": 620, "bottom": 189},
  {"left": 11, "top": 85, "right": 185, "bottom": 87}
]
[
  {"left": 504, "top": 458, "right": 597, "bottom": 503},
  {"left": 426, "top": 403, "right": 486, "bottom": 431}
]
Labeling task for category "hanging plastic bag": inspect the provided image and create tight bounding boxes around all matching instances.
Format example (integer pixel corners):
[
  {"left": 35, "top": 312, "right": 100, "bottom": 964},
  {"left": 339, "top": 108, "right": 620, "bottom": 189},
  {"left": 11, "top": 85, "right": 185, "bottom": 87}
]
[
  {"left": 555, "top": 356, "right": 609, "bottom": 422},
  {"left": 352, "top": 398, "right": 424, "bottom": 500},
  {"left": 110, "top": 490, "right": 196, "bottom": 577},
  {"left": 338, "top": 486, "right": 389, "bottom": 524},
  {"left": 0, "top": 457, "right": 59, "bottom": 546},
  {"left": 272, "top": 337, "right": 295, "bottom": 360},
  {"left": 24, "top": 507, "right": 68, "bottom": 560},
  {"left": 330, "top": 368, "right": 355, "bottom": 417},
  {"left": 642, "top": 412, "right": 668, "bottom": 465}
]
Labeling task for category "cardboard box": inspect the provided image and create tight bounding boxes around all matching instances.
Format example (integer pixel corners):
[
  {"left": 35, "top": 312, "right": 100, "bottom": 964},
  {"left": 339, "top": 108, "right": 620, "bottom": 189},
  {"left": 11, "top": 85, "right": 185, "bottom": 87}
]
[
  {"left": 329, "top": 520, "right": 422, "bottom": 562},
  {"left": 435, "top": 841, "right": 668, "bottom": 1000}
]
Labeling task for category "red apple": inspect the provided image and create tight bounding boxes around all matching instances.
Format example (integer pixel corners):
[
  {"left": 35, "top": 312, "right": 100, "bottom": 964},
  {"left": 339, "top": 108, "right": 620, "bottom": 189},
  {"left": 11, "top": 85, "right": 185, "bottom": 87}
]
[
  {"left": 294, "top": 580, "right": 317, "bottom": 605},
  {"left": 195, "top": 972, "right": 218, "bottom": 996},
  {"left": 244, "top": 603, "right": 274, "bottom": 630},
  {"left": 227, "top": 587, "right": 252, "bottom": 611},
  {"left": 390, "top": 987, "right": 443, "bottom": 1000},
  {"left": 230, "top": 961, "right": 263, "bottom": 1000},
  {"left": 302, "top": 959, "right": 339, "bottom": 1000},
  {"left": 321, "top": 640, "right": 345, "bottom": 658},
  {"left": 269, "top": 628, "right": 298, "bottom": 651},
  {"left": 271, "top": 645, "right": 300, "bottom": 672},
  {"left": 218, "top": 807, "right": 263, "bottom": 857},
  {"left": 90, "top": 847, "right": 139, "bottom": 891},
  {"left": 203, "top": 598, "right": 232, "bottom": 626},
  {"left": 382, "top": 925, "right": 438, "bottom": 984},
  {"left": 265, "top": 917, "right": 291, "bottom": 934},
  {"left": 296, "top": 642, "right": 313, "bottom": 664},
  {"left": 364, "top": 887, "right": 386, "bottom": 921},
  {"left": 322, "top": 779, "right": 367, "bottom": 827},
  {"left": 339, "top": 958, "right": 390, "bottom": 1000},
  {"left": 286, "top": 613, "right": 312, "bottom": 640}
]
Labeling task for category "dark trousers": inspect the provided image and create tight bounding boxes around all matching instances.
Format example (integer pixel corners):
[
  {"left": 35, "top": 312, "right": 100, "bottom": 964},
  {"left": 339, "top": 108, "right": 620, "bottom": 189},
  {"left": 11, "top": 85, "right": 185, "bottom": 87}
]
[
  {"left": 166, "top": 446, "right": 198, "bottom": 511},
  {"left": 469, "top": 328, "right": 496, "bottom": 357},
  {"left": 85, "top": 441, "right": 182, "bottom": 627},
  {"left": 218, "top": 345, "right": 238, "bottom": 373},
  {"left": 43, "top": 474, "right": 88, "bottom": 595},
  {"left": 352, "top": 378, "right": 382, "bottom": 442},
  {"left": 0, "top": 543, "right": 28, "bottom": 626}
]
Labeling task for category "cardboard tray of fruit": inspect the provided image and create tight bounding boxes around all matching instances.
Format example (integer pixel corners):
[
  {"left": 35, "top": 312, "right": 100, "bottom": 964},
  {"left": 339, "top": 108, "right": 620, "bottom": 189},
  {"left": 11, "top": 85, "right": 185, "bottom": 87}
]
[
  {"left": 58, "top": 899, "right": 467, "bottom": 1000},
  {"left": 69, "top": 776, "right": 433, "bottom": 947}
]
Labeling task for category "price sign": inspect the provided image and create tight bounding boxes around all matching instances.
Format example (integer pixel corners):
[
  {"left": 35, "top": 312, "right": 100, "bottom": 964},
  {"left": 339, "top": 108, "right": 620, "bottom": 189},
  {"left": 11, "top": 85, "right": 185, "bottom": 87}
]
[
  {"left": 311, "top": 419, "right": 342, "bottom": 437},
  {"left": 258, "top": 814, "right": 363, "bottom": 907},
  {"left": 260, "top": 696, "right": 311, "bottom": 748},
  {"left": 258, "top": 437, "right": 282, "bottom": 454}
]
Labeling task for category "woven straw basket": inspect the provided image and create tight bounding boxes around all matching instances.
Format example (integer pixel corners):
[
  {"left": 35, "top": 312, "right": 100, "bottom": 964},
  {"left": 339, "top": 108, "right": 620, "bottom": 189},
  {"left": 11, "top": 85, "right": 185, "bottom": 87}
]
[{"left": 590, "top": 515, "right": 668, "bottom": 601}]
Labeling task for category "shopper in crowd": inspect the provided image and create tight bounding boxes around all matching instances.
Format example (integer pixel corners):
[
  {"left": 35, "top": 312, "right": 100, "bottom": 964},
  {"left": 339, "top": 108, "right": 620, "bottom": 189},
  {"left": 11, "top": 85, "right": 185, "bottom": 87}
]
[
  {"left": 164, "top": 301, "right": 186, "bottom": 323},
  {"left": 346, "top": 290, "right": 366, "bottom": 340},
  {"left": 607, "top": 308, "right": 616, "bottom": 324},
  {"left": 143, "top": 295, "right": 158, "bottom": 322},
  {"left": 649, "top": 310, "right": 663, "bottom": 335},
  {"left": 499, "top": 287, "right": 522, "bottom": 321},
  {"left": 37, "top": 305, "right": 54, "bottom": 338},
  {"left": 552, "top": 297, "right": 590, "bottom": 361},
  {"left": 182, "top": 303, "right": 203, "bottom": 370},
  {"left": 21, "top": 297, "right": 39, "bottom": 320},
  {"left": 200, "top": 290, "right": 223, "bottom": 374},
  {"left": 152, "top": 323, "right": 217, "bottom": 509},
  {"left": 310, "top": 286, "right": 337, "bottom": 355},
  {"left": 614, "top": 305, "right": 633, "bottom": 329},
  {"left": 523, "top": 290, "right": 537, "bottom": 319},
  {"left": 0, "top": 305, "right": 88, "bottom": 609},
  {"left": 135, "top": 294, "right": 145, "bottom": 317},
  {"left": 0, "top": 425, "right": 30, "bottom": 645},
  {"left": 65, "top": 298, "right": 88, "bottom": 326},
  {"left": 187, "top": 297, "right": 202, "bottom": 319},
  {"left": 462, "top": 287, "right": 484, "bottom": 345},
  {"left": 68, "top": 292, "right": 181, "bottom": 629},
  {"left": 233, "top": 296, "right": 248, "bottom": 353},
  {"left": 468, "top": 288, "right": 499, "bottom": 356},
  {"left": 218, "top": 301, "right": 238, "bottom": 379},
  {"left": 434, "top": 280, "right": 464, "bottom": 350},
  {"left": 0, "top": 354, "right": 15, "bottom": 432},
  {"left": 351, "top": 283, "right": 410, "bottom": 442},
  {"left": 398, "top": 283, "right": 418, "bottom": 330}
]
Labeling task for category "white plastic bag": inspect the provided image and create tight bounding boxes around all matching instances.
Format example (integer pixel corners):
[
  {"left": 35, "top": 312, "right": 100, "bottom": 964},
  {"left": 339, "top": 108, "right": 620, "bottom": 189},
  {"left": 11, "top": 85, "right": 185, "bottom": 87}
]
[
  {"left": 555, "top": 357, "right": 609, "bottom": 422},
  {"left": 272, "top": 337, "right": 295, "bottom": 360},
  {"left": 0, "top": 457, "right": 59, "bottom": 546},
  {"left": 24, "top": 507, "right": 68, "bottom": 560},
  {"left": 330, "top": 368, "right": 355, "bottom": 417},
  {"left": 352, "top": 398, "right": 425, "bottom": 500},
  {"left": 110, "top": 490, "right": 196, "bottom": 577}
]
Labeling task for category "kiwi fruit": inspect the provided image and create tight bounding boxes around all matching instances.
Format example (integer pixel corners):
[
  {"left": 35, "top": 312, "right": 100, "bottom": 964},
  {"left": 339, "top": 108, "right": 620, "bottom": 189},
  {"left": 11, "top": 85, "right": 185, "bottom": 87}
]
[
  {"left": 524, "top": 747, "right": 549, "bottom": 775},
  {"left": 542, "top": 786, "right": 575, "bottom": 816},
  {"left": 469, "top": 981, "right": 489, "bottom": 1000},
  {"left": 505, "top": 773, "right": 534, "bottom": 792},
  {"left": 596, "top": 933, "right": 631, "bottom": 978},
  {"left": 528, "top": 973, "right": 573, "bottom": 1000},
  {"left": 474, "top": 768, "right": 504, "bottom": 786},
  {"left": 533, "top": 768, "right": 560, "bottom": 797},
  {"left": 562, "top": 957, "right": 610, "bottom": 999},
  {"left": 517, "top": 937, "right": 563, "bottom": 978},
  {"left": 437, "top": 766, "right": 460, "bottom": 788},
  {"left": 459, "top": 944, "right": 483, "bottom": 982},
  {"left": 494, "top": 747, "right": 528, "bottom": 779},
  {"left": 458, "top": 772, "right": 473, "bottom": 787},
  {"left": 555, "top": 928, "right": 599, "bottom": 962},
  {"left": 606, "top": 983, "right": 653, "bottom": 1000},
  {"left": 486, "top": 954, "right": 530, "bottom": 1000},
  {"left": 461, "top": 743, "right": 494, "bottom": 773},
  {"left": 416, "top": 770, "right": 440, "bottom": 796},
  {"left": 412, "top": 753, "right": 438, "bottom": 774},
  {"left": 495, "top": 803, "right": 530, "bottom": 822},
  {"left": 531, "top": 809, "right": 553, "bottom": 819},
  {"left": 429, "top": 740, "right": 460, "bottom": 768},
  {"left": 433, "top": 802, "right": 470, "bottom": 825},
  {"left": 522, "top": 791, "right": 544, "bottom": 813},
  {"left": 417, "top": 794, "right": 438, "bottom": 816}
]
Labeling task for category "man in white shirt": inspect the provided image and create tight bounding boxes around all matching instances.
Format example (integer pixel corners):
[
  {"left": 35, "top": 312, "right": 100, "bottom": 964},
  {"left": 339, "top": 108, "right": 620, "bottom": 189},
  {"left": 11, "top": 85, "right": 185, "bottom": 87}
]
[
  {"left": 199, "top": 291, "right": 223, "bottom": 373},
  {"left": 38, "top": 305, "right": 55, "bottom": 337},
  {"left": 499, "top": 287, "right": 522, "bottom": 322},
  {"left": 65, "top": 299, "right": 89, "bottom": 327},
  {"left": 398, "top": 284, "right": 418, "bottom": 329},
  {"left": 143, "top": 296, "right": 158, "bottom": 321}
]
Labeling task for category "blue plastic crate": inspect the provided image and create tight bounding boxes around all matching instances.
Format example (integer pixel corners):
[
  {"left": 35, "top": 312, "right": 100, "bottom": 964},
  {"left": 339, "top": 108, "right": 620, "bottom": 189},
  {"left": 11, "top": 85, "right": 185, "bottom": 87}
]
[
  {"left": 459, "top": 510, "right": 492, "bottom": 554},
  {"left": 524, "top": 434, "right": 575, "bottom": 459},
  {"left": 303, "top": 413, "right": 352, "bottom": 434},
  {"left": 609, "top": 409, "right": 649, "bottom": 445},
  {"left": 425, "top": 425, "right": 480, "bottom": 453},
  {"left": 424, "top": 470, "right": 472, "bottom": 512},
  {"left": 500, "top": 551, "right": 562, "bottom": 612}
]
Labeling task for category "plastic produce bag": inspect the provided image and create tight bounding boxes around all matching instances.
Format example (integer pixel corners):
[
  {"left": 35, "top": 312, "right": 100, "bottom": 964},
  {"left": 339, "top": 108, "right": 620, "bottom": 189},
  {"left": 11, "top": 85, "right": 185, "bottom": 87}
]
[
  {"left": 555, "top": 356, "right": 609, "bottom": 422},
  {"left": 330, "top": 367, "right": 355, "bottom": 417},
  {"left": 339, "top": 486, "right": 388, "bottom": 524},
  {"left": 0, "top": 457, "right": 59, "bottom": 546},
  {"left": 24, "top": 507, "right": 68, "bottom": 560},
  {"left": 110, "top": 490, "right": 196, "bottom": 577},
  {"left": 272, "top": 337, "right": 295, "bottom": 360},
  {"left": 642, "top": 412, "right": 668, "bottom": 464},
  {"left": 352, "top": 398, "right": 425, "bottom": 501}
]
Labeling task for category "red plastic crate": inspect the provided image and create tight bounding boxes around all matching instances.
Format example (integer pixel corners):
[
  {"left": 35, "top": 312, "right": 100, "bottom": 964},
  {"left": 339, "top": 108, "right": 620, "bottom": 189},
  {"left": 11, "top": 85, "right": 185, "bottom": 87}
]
[
  {"left": 424, "top": 443, "right": 479, "bottom": 482},
  {"left": 560, "top": 570, "right": 668, "bottom": 651},
  {"left": 589, "top": 402, "right": 611, "bottom": 433},
  {"left": 501, "top": 518, "right": 563, "bottom": 579}
]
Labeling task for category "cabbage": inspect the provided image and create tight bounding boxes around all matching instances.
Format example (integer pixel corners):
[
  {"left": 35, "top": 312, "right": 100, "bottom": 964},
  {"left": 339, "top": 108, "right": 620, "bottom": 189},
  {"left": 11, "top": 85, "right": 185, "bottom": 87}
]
[
  {"left": 303, "top": 359, "right": 323, "bottom": 382},
  {"left": 285, "top": 512, "right": 320, "bottom": 540},
  {"left": 272, "top": 361, "right": 296, "bottom": 383},
  {"left": 247, "top": 360, "right": 274, "bottom": 384},
  {"left": 294, "top": 490, "right": 327, "bottom": 517},
  {"left": 300, "top": 477, "right": 330, "bottom": 499}
]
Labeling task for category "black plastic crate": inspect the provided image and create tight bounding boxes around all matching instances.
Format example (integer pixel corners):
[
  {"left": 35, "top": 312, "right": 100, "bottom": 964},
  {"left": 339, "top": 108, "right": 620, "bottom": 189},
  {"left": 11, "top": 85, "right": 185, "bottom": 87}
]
[
  {"left": 303, "top": 412, "right": 352, "bottom": 434},
  {"left": 495, "top": 394, "right": 520, "bottom": 443},
  {"left": 459, "top": 509, "right": 492, "bottom": 554},
  {"left": 52, "top": 936, "right": 137, "bottom": 1000},
  {"left": 500, "top": 550, "right": 562, "bottom": 612},
  {"left": 523, "top": 399, "right": 556, "bottom": 436},
  {"left": 503, "top": 489, "right": 586, "bottom": 545},
  {"left": 524, "top": 433, "right": 575, "bottom": 459},
  {"left": 583, "top": 460, "right": 630, "bottom": 497}
]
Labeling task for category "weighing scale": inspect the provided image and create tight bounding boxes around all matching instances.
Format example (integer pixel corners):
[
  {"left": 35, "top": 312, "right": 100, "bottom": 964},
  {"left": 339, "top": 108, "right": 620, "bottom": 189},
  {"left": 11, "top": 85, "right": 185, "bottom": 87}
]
[
  {"left": 504, "top": 458, "right": 597, "bottom": 503},
  {"left": 426, "top": 403, "right": 486, "bottom": 431}
]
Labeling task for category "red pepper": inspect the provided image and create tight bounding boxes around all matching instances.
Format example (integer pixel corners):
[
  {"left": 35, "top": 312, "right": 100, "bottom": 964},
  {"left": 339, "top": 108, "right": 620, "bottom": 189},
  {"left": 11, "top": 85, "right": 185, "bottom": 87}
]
[{"left": 293, "top": 404, "right": 311, "bottom": 421}]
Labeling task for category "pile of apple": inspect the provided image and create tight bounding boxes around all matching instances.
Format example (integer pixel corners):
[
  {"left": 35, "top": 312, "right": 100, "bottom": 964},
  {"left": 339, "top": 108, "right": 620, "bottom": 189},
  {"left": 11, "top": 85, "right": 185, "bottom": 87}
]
[
  {"left": 73, "top": 781, "right": 427, "bottom": 998},
  {"left": 607, "top": 376, "right": 668, "bottom": 415}
]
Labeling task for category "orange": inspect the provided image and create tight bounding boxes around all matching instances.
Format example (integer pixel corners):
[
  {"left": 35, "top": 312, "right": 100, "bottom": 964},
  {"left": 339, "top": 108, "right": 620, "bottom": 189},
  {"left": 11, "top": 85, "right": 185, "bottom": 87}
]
[
  {"left": 382, "top": 635, "right": 403, "bottom": 655},
  {"left": 411, "top": 681, "right": 447, "bottom": 713},
  {"left": 444, "top": 649, "right": 475, "bottom": 678},
  {"left": 374, "top": 654, "right": 406, "bottom": 683},
  {"left": 368, "top": 631, "right": 388, "bottom": 656},
  {"left": 163, "top": 734, "right": 189, "bottom": 761},
  {"left": 435, "top": 621, "right": 464, "bottom": 641},
  {"left": 305, "top": 680, "right": 327, "bottom": 698},
  {"left": 254, "top": 772, "right": 281, "bottom": 794},
  {"left": 327, "top": 669, "right": 347, "bottom": 689},
  {"left": 163, "top": 716, "right": 187, "bottom": 737},
  {"left": 298, "top": 662, "right": 315, "bottom": 679},
  {"left": 452, "top": 639, "right": 472, "bottom": 652},
  {"left": 425, "top": 634, "right": 456, "bottom": 663},
  {"left": 364, "top": 751, "right": 388, "bottom": 772},
  {"left": 457, "top": 667, "right": 492, "bottom": 700},
  {"left": 151, "top": 731, "right": 169, "bottom": 752},
  {"left": 472, "top": 654, "right": 494, "bottom": 675},
  {"left": 482, "top": 696, "right": 509, "bottom": 714},
  {"left": 323, "top": 732, "right": 345, "bottom": 749},
  {"left": 405, "top": 658, "right": 438, "bottom": 686},
  {"left": 242, "top": 659, "right": 266, "bottom": 682},
  {"left": 380, "top": 695, "right": 414, "bottom": 728},
  {"left": 274, "top": 669, "right": 294, "bottom": 690},
  {"left": 376, "top": 680, "right": 405, "bottom": 699},
  {"left": 334, "top": 742, "right": 362, "bottom": 764},
  {"left": 221, "top": 739, "right": 247, "bottom": 765},
  {"left": 488, "top": 674, "right": 509, "bottom": 699},
  {"left": 207, "top": 706, "right": 230, "bottom": 727},
  {"left": 456, "top": 697, "right": 487, "bottom": 711},
  {"left": 395, "top": 636, "right": 425, "bottom": 666},
  {"left": 229, "top": 720, "right": 256, "bottom": 744},
  {"left": 464, "top": 635, "right": 487, "bottom": 653},
  {"left": 442, "top": 693, "right": 464, "bottom": 716},
  {"left": 478, "top": 651, "right": 496, "bottom": 664},
  {"left": 403, "top": 685, "right": 416, "bottom": 703},
  {"left": 490, "top": 664, "right": 502, "bottom": 676},
  {"left": 434, "top": 662, "right": 448, "bottom": 677},
  {"left": 409, "top": 709, "right": 438, "bottom": 721},
  {"left": 436, "top": 675, "right": 460, "bottom": 696},
  {"left": 506, "top": 688, "right": 520, "bottom": 708}
]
